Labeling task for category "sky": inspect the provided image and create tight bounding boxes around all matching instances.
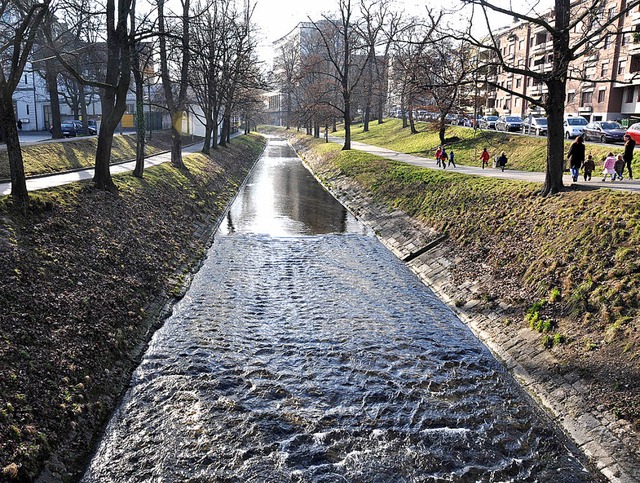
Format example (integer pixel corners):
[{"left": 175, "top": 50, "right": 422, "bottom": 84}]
[
  {"left": 251, "top": 0, "right": 556, "bottom": 66},
  {"left": 252, "top": 0, "right": 428, "bottom": 65}
]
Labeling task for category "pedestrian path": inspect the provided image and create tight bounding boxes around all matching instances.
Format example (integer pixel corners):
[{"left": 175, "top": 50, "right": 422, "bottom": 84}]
[
  {"left": 329, "top": 136, "right": 640, "bottom": 193},
  {"left": 0, "top": 143, "right": 203, "bottom": 197}
]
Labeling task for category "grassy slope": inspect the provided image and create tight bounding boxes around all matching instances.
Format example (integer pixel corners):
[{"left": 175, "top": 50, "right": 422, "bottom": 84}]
[
  {"left": 337, "top": 118, "right": 632, "bottom": 173},
  {"left": 0, "top": 132, "right": 184, "bottom": 179},
  {"left": 275, "top": 126, "right": 640, "bottom": 433},
  {"left": 0, "top": 134, "right": 266, "bottom": 481}
]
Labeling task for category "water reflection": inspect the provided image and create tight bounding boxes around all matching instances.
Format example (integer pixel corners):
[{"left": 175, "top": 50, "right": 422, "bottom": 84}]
[{"left": 219, "top": 138, "right": 365, "bottom": 237}]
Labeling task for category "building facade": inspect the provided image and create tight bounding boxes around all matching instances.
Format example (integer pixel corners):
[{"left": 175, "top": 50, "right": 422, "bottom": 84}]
[{"left": 487, "top": 1, "right": 640, "bottom": 124}]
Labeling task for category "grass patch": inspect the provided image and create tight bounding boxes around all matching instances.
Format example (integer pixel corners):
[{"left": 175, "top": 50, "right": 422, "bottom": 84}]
[
  {"left": 0, "top": 131, "right": 192, "bottom": 179},
  {"left": 333, "top": 118, "right": 628, "bottom": 173}
]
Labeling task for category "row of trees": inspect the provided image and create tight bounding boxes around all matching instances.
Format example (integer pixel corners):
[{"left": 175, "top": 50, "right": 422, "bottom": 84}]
[
  {"left": 1, "top": 0, "right": 264, "bottom": 208},
  {"left": 272, "top": 0, "right": 640, "bottom": 196}
]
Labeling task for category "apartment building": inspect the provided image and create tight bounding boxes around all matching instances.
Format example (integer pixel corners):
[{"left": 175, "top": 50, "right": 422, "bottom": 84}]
[{"left": 488, "top": 1, "right": 640, "bottom": 123}]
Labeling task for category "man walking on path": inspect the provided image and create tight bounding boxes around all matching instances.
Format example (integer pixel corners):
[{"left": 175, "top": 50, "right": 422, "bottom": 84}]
[{"left": 623, "top": 134, "right": 635, "bottom": 179}]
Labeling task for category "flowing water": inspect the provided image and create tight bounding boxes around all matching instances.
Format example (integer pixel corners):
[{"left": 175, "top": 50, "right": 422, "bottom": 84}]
[{"left": 83, "top": 137, "right": 595, "bottom": 482}]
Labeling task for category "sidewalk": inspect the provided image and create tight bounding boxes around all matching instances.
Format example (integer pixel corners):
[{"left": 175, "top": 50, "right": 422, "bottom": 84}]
[
  {"left": 0, "top": 143, "right": 204, "bottom": 197},
  {"left": 330, "top": 136, "right": 640, "bottom": 193}
]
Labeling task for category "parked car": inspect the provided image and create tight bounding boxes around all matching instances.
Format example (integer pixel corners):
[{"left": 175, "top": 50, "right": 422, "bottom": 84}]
[
  {"left": 563, "top": 116, "right": 588, "bottom": 139},
  {"left": 71, "top": 120, "right": 97, "bottom": 135},
  {"left": 625, "top": 122, "right": 640, "bottom": 143},
  {"left": 48, "top": 122, "right": 78, "bottom": 137},
  {"left": 582, "top": 121, "right": 626, "bottom": 143},
  {"left": 495, "top": 115, "right": 523, "bottom": 132},
  {"left": 479, "top": 115, "right": 498, "bottom": 129},
  {"left": 521, "top": 116, "right": 548, "bottom": 136}
]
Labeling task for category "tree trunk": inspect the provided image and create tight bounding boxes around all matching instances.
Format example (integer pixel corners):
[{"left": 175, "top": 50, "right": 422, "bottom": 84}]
[
  {"left": 80, "top": 84, "right": 89, "bottom": 133},
  {"left": 202, "top": 116, "right": 212, "bottom": 155},
  {"left": 542, "top": 80, "right": 567, "bottom": 196},
  {"left": 132, "top": 63, "right": 146, "bottom": 178},
  {"left": 1, "top": 94, "right": 29, "bottom": 208},
  {"left": 342, "top": 95, "right": 351, "bottom": 150},
  {"left": 363, "top": 104, "right": 370, "bottom": 132},
  {"left": 170, "top": 112, "right": 185, "bottom": 168},
  {"left": 409, "top": 108, "right": 418, "bottom": 134},
  {"left": 46, "top": 61, "right": 62, "bottom": 138},
  {"left": 438, "top": 115, "right": 447, "bottom": 145}
]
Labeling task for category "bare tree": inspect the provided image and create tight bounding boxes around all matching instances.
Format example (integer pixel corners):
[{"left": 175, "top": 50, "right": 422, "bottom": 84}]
[
  {"left": 273, "top": 36, "right": 301, "bottom": 130},
  {"left": 157, "top": 0, "right": 193, "bottom": 169},
  {"left": 0, "top": 0, "right": 51, "bottom": 208},
  {"left": 310, "top": 0, "right": 369, "bottom": 150}
]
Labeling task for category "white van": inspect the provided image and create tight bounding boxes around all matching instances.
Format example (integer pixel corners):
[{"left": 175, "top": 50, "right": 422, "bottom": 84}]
[{"left": 563, "top": 115, "right": 588, "bottom": 139}]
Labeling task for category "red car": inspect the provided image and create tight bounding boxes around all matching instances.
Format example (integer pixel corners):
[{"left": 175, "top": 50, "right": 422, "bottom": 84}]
[{"left": 626, "top": 122, "right": 640, "bottom": 143}]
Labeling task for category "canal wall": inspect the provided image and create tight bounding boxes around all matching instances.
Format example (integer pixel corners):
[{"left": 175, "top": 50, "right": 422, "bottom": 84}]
[{"left": 297, "top": 142, "right": 640, "bottom": 483}]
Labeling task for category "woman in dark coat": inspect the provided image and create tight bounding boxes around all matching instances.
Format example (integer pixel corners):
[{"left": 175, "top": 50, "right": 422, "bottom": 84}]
[{"left": 567, "top": 135, "right": 586, "bottom": 182}]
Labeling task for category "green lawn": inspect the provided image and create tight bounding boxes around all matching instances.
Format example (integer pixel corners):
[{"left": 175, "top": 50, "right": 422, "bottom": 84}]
[{"left": 335, "top": 119, "right": 629, "bottom": 173}]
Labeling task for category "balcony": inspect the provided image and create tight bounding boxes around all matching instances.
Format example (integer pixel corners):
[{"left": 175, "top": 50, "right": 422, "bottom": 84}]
[
  {"left": 578, "top": 105, "right": 593, "bottom": 113},
  {"left": 631, "top": 10, "right": 640, "bottom": 25},
  {"left": 533, "top": 42, "right": 548, "bottom": 52}
]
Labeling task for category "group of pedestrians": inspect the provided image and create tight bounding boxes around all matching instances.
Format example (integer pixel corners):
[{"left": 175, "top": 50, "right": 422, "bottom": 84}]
[
  {"left": 567, "top": 134, "right": 635, "bottom": 182},
  {"left": 435, "top": 146, "right": 456, "bottom": 169},
  {"left": 480, "top": 147, "right": 508, "bottom": 171}
]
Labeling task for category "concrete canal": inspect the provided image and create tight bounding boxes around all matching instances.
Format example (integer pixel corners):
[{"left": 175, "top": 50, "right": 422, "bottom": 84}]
[{"left": 83, "top": 136, "right": 596, "bottom": 481}]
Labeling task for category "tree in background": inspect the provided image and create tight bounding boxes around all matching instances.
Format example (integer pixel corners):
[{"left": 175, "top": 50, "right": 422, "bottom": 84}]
[
  {"left": 0, "top": 0, "right": 51, "bottom": 208},
  {"left": 310, "top": 0, "right": 369, "bottom": 150}
]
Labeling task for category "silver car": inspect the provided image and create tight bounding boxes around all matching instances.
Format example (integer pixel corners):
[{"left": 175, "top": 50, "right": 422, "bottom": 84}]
[{"left": 496, "top": 115, "right": 523, "bottom": 132}]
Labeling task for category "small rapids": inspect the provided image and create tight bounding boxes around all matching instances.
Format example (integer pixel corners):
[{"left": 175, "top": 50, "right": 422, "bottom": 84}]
[{"left": 83, "top": 137, "right": 594, "bottom": 482}]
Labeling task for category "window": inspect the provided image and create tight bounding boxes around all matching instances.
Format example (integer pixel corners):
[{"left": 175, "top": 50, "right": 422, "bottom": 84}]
[
  {"left": 627, "top": 87, "right": 635, "bottom": 103},
  {"left": 623, "top": 33, "right": 631, "bottom": 46},
  {"left": 581, "top": 91, "right": 592, "bottom": 105},
  {"left": 609, "top": 7, "right": 616, "bottom": 19},
  {"left": 515, "top": 98, "right": 519, "bottom": 107},
  {"left": 516, "top": 78, "right": 522, "bottom": 88},
  {"left": 567, "top": 92, "right": 576, "bottom": 103},
  {"left": 598, "top": 89, "right": 606, "bottom": 103},
  {"left": 26, "top": 105, "right": 29, "bottom": 115},
  {"left": 24, "top": 75, "right": 28, "bottom": 84},
  {"left": 604, "top": 35, "right": 611, "bottom": 49},
  {"left": 519, "top": 40, "right": 524, "bottom": 51},
  {"left": 601, "top": 63, "right": 609, "bottom": 77},
  {"left": 619, "top": 60, "right": 627, "bottom": 75}
]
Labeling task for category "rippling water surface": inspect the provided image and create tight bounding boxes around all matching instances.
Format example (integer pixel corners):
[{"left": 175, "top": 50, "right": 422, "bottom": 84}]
[{"left": 83, "top": 137, "right": 594, "bottom": 482}]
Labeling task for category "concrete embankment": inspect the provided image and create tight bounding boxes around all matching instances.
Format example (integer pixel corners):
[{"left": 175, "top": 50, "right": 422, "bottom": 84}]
[{"left": 295, "top": 138, "right": 640, "bottom": 483}]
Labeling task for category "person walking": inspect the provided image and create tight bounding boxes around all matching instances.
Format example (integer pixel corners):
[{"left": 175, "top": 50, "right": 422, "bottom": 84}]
[
  {"left": 448, "top": 149, "right": 456, "bottom": 168},
  {"left": 581, "top": 154, "right": 595, "bottom": 181},
  {"left": 567, "top": 135, "right": 586, "bottom": 183},
  {"left": 623, "top": 134, "right": 635, "bottom": 179},
  {"left": 602, "top": 152, "right": 617, "bottom": 182},
  {"left": 614, "top": 154, "right": 625, "bottom": 181},
  {"left": 480, "top": 147, "right": 490, "bottom": 169},
  {"left": 497, "top": 151, "right": 508, "bottom": 172},
  {"left": 440, "top": 148, "right": 448, "bottom": 169},
  {"left": 435, "top": 146, "right": 443, "bottom": 167}
]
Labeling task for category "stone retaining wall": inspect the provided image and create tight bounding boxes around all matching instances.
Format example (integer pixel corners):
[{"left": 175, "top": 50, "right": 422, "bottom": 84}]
[{"left": 299, "top": 145, "right": 640, "bottom": 483}]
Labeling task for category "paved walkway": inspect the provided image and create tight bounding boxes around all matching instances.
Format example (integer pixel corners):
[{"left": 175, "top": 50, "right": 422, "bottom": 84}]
[
  {"left": 330, "top": 136, "right": 640, "bottom": 193},
  {"left": 0, "top": 143, "right": 203, "bottom": 197}
]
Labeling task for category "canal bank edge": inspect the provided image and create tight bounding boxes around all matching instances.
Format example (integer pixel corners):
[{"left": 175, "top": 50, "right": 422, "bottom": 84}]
[
  {"left": 29, "top": 136, "right": 267, "bottom": 482},
  {"left": 289, "top": 136, "right": 640, "bottom": 482}
]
